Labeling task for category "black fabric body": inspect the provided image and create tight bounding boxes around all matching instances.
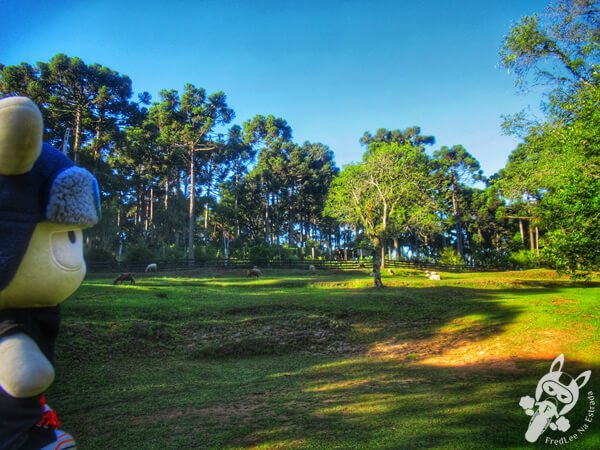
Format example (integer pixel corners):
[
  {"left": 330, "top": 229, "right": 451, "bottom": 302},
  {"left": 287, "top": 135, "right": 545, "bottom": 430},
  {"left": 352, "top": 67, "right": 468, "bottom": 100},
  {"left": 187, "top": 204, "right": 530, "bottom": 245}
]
[{"left": 0, "top": 306, "right": 61, "bottom": 450}]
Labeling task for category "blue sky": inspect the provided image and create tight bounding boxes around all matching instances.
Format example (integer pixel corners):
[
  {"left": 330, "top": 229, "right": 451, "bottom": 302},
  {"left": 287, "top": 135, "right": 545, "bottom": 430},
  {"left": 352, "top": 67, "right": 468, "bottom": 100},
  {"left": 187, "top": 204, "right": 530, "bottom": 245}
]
[{"left": 1, "top": 0, "right": 549, "bottom": 176}]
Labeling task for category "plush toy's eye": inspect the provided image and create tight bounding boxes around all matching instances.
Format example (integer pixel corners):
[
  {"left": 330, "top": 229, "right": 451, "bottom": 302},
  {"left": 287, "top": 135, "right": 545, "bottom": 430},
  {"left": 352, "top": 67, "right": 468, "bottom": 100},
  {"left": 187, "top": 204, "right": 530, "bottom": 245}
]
[{"left": 51, "top": 229, "right": 83, "bottom": 270}]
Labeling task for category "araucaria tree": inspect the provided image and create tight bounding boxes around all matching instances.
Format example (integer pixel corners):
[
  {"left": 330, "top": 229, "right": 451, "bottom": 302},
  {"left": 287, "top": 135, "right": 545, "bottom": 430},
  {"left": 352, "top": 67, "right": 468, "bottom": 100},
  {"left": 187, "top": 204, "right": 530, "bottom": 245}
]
[
  {"left": 325, "top": 141, "right": 433, "bottom": 287},
  {"left": 498, "top": 0, "right": 600, "bottom": 275},
  {"left": 432, "top": 145, "right": 483, "bottom": 260},
  {"left": 150, "top": 85, "right": 234, "bottom": 263}
]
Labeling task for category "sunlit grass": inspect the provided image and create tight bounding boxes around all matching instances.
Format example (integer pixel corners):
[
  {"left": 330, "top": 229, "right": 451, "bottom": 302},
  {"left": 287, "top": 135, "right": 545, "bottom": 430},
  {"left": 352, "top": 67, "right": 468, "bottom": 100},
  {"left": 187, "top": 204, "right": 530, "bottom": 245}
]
[{"left": 48, "top": 269, "right": 599, "bottom": 449}]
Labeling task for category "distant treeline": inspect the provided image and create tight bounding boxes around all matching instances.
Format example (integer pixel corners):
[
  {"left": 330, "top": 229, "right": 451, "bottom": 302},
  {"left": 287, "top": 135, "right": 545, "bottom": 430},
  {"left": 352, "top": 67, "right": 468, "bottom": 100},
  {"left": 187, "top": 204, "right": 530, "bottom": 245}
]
[{"left": 0, "top": 2, "right": 597, "bottom": 279}]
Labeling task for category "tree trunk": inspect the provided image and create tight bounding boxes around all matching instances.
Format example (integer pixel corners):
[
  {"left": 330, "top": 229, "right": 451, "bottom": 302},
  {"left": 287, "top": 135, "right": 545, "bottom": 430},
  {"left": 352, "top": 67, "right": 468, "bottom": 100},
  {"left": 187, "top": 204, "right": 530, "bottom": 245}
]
[
  {"left": 529, "top": 221, "right": 535, "bottom": 252},
  {"left": 519, "top": 219, "right": 525, "bottom": 248},
  {"left": 264, "top": 183, "right": 270, "bottom": 245},
  {"left": 372, "top": 237, "right": 384, "bottom": 288},
  {"left": 451, "top": 187, "right": 464, "bottom": 258},
  {"left": 234, "top": 172, "right": 240, "bottom": 238},
  {"left": 204, "top": 164, "right": 213, "bottom": 232},
  {"left": 187, "top": 146, "right": 196, "bottom": 265},
  {"left": 149, "top": 186, "right": 154, "bottom": 225},
  {"left": 164, "top": 177, "right": 169, "bottom": 209},
  {"left": 223, "top": 230, "right": 230, "bottom": 265},
  {"left": 73, "top": 108, "right": 82, "bottom": 165}
]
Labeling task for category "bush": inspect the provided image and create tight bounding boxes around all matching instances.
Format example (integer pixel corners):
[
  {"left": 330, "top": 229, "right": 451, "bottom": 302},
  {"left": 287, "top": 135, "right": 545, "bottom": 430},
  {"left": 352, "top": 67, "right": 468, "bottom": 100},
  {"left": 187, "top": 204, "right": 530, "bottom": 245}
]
[
  {"left": 124, "top": 240, "right": 156, "bottom": 263},
  {"left": 85, "top": 246, "right": 115, "bottom": 263},
  {"left": 509, "top": 250, "right": 542, "bottom": 269},
  {"left": 248, "top": 245, "right": 277, "bottom": 264},
  {"left": 438, "top": 247, "right": 464, "bottom": 266},
  {"left": 194, "top": 244, "right": 219, "bottom": 262}
]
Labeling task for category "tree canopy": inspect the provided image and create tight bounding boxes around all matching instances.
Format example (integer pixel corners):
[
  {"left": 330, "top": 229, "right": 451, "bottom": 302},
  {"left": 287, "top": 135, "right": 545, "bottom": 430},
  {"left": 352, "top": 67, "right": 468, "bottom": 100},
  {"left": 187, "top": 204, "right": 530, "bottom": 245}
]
[{"left": 1, "top": 1, "right": 597, "bottom": 280}]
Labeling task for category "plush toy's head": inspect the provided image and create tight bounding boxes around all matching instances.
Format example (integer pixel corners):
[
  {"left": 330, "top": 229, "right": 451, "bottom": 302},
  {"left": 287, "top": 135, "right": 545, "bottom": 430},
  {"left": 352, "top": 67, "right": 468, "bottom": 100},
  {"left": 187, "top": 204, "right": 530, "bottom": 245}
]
[{"left": 0, "top": 96, "right": 100, "bottom": 309}]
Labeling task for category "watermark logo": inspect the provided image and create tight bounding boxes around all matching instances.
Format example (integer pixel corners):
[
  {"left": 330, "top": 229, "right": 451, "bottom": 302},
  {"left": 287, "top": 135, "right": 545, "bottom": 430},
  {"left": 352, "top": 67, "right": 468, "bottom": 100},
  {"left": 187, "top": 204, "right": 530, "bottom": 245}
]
[{"left": 519, "top": 354, "right": 594, "bottom": 444}]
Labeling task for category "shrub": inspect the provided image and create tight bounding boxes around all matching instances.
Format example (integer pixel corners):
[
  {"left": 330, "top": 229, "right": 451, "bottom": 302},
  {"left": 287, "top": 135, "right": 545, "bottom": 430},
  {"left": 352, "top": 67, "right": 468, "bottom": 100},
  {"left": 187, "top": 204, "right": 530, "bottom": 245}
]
[
  {"left": 439, "top": 247, "right": 464, "bottom": 266},
  {"left": 509, "top": 250, "right": 542, "bottom": 269},
  {"left": 124, "top": 240, "right": 156, "bottom": 263},
  {"left": 194, "top": 244, "right": 219, "bottom": 262}
]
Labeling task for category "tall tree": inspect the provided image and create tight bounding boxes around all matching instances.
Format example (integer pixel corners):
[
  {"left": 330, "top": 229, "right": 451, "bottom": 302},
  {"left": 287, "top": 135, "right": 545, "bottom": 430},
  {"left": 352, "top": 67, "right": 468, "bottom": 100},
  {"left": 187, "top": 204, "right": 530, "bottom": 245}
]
[
  {"left": 180, "top": 85, "right": 234, "bottom": 263},
  {"left": 325, "top": 142, "right": 432, "bottom": 287},
  {"left": 243, "top": 114, "right": 293, "bottom": 245},
  {"left": 150, "top": 85, "right": 234, "bottom": 263},
  {"left": 0, "top": 54, "right": 139, "bottom": 164},
  {"left": 432, "top": 145, "right": 483, "bottom": 259},
  {"left": 499, "top": 0, "right": 600, "bottom": 275}
]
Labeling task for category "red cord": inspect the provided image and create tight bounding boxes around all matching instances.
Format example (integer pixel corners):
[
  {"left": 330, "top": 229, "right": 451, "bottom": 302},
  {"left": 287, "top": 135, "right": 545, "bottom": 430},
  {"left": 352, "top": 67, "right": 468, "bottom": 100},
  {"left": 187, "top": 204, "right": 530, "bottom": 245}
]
[{"left": 37, "top": 395, "right": 61, "bottom": 428}]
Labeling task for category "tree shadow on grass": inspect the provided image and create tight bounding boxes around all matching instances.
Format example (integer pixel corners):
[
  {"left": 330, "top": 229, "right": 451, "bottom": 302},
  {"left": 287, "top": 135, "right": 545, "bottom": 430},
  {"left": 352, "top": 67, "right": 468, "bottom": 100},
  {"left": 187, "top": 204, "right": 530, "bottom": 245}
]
[
  {"left": 51, "top": 278, "right": 599, "bottom": 448},
  {"left": 220, "top": 357, "right": 600, "bottom": 449}
]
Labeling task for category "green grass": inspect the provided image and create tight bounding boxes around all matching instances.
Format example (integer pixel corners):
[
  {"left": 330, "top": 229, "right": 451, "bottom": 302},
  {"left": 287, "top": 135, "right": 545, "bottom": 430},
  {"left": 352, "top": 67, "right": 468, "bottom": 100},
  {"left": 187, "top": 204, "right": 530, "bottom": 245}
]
[{"left": 49, "top": 269, "right": 600, "bottom": 449}]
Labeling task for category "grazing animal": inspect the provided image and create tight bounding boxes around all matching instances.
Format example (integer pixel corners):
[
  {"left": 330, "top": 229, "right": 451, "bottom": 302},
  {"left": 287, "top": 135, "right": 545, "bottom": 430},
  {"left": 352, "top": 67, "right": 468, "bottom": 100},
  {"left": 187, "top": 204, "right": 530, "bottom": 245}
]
[
  {"left": 145, "top": 263, "right": 157, "bottom": 272},
  {"left": 308, "top": 264, "right": 316, "bottom": 272},
  {"left": 246, "top": 268, "right": 262, "bottom": 278},
  {"left": 114, "top": 273, "right": 136, "bottom": 285},
  {"left": 425, "top": 271, "right": 441, "bottom": 280}
]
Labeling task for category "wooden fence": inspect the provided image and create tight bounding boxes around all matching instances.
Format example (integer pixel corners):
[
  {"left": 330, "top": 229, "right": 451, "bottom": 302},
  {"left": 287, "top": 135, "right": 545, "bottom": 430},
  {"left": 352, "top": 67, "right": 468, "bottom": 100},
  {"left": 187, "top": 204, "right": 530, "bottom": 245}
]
[{"left": 87, "top": 258, "right": 509, "bottom": 274}]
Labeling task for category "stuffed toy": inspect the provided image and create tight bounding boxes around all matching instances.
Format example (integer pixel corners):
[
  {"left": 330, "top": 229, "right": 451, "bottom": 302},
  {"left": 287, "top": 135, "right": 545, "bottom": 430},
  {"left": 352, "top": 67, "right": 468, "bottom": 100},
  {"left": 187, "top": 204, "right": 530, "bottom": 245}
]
[{"left": 0, "top": 97, "right": 100, "bottom": 450}]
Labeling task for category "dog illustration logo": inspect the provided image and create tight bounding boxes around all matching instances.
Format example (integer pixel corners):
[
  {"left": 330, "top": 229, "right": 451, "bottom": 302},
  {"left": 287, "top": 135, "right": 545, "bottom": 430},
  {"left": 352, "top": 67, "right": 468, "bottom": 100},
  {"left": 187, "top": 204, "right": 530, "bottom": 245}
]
[{"left": 519, "top": 354, "right": 591, "bottom": 443}]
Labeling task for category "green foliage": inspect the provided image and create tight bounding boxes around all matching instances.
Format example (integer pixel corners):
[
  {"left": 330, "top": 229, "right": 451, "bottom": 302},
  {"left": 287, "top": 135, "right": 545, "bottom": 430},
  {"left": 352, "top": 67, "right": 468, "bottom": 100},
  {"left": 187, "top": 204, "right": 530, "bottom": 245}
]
[
  {"left": 438, "top": 247, "right": 465, "bottom": 266},
  {"left": 359, "top": 126, "right": 435, "bottom": 147},
  {"left": 498, "top": 1, "right": 600, "bottom": 276},
  {"left": 84, "top": 246, "right": 115, "bottom": 263},
  {"left": 509, "top": 250, "right": 542, "bottom": 269},
  {"left": 124, "top": 240, "right": 156, "bottom": 263},
  {"left": 499, "top": 0, "right": 600, "bottom": 90},
  {"left": 194, "top": 244, "right": 220, "bottom": 262},
  {"left": 247, "top": 244, "right": 279, "bottom": 264}
]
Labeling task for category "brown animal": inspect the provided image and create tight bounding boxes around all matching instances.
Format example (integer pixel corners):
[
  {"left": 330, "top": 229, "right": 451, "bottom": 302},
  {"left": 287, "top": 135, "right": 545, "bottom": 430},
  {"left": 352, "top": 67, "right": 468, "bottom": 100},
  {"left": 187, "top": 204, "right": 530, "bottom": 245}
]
[
  {"left": 246, "top": 268, "right": 262, "bottom": 278},
  {"left": 387, "top": 269, "right": 395, "bottom": 275},
  {"left": 114, "top": 272, "right": 136, "bottom": 285}
]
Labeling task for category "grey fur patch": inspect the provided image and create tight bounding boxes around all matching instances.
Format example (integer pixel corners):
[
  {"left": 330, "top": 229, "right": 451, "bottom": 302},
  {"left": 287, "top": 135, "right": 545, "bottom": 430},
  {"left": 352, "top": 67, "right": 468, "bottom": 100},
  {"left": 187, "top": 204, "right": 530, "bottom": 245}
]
[{"left": 46, "top": 167, "right": 99, "bottom": 227}]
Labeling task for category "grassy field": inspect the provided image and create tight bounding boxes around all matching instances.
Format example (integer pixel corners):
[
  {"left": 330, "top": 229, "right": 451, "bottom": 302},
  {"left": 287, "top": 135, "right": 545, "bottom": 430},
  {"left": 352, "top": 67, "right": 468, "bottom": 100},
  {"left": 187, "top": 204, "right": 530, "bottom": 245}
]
[{"left": 48, "top": 268, "right": 600, "bottom": 449}]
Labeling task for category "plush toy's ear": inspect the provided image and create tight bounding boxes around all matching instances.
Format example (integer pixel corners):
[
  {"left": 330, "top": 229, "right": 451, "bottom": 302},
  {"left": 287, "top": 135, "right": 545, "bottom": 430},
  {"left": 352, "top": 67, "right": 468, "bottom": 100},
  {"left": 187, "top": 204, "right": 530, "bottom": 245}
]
[{"left": 0, "top": 96, "right": 43, "bottom": 175}]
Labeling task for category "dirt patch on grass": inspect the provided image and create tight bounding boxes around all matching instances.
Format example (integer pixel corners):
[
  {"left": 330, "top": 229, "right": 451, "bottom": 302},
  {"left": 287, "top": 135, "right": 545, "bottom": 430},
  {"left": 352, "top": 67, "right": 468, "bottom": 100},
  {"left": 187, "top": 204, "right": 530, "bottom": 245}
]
[
  {"left": 366, "top": 319, "right": 579, "bottom": 372},
  {"left": 416, "top": 328, "right": 576, "bottom": 371},
  {"left": 186, "top": 315, "right": 352, "bottom": 358},
  {"left": 551, "top": 298, "right": 576, "bottom": 305},
  {"left": 130, "top": 401, "right": 264, "bottom": 428}
]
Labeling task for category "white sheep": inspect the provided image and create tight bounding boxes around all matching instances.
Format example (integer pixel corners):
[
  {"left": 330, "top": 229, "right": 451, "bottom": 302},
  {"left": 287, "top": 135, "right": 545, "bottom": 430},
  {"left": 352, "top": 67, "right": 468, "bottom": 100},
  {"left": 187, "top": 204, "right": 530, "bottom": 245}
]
[
  {"left": 308, "top": 264, "right": 316, "bottom": 272},
  {"left": 426, "top": 271, "right": 441, "bottom": 280},
  {"left": 145, "top": 263, "right": 157, "bottom": 272}
]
